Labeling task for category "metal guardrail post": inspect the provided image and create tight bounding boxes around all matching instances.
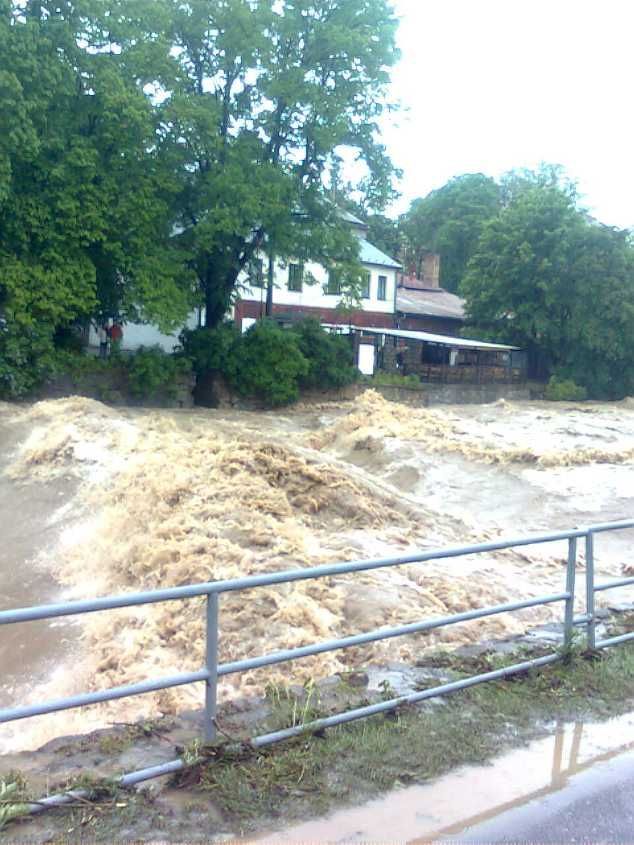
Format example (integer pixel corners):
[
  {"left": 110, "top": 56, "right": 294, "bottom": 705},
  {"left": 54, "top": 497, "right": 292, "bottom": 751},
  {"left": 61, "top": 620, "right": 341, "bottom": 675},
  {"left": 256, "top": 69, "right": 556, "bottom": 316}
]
[
  {"left": 204, "top": 593, "right": 219, "bottom": 742},
  {"left": 564, "top": 536, "right": 577, "bottom": 648},
  {"left": 585, "top": 531, "right": 596, "bottom": 649}
]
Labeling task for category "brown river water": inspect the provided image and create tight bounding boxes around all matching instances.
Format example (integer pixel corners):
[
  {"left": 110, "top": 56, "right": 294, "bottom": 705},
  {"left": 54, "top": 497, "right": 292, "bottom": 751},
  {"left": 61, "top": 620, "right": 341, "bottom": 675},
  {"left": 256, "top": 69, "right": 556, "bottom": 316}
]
[{"left": 1, "top": 391, "right": 633, "bottom": 752}]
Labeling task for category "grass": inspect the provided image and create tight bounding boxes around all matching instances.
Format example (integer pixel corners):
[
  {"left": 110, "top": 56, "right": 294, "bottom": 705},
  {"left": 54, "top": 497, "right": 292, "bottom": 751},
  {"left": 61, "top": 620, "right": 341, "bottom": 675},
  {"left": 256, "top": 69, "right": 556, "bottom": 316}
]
[
  {"left": 6, "top": 644, "right": 634, "bottom": 840},
  {"left": 368, "top": 372, "right": 423, "bottom": 389},
  {"left": 172, "top": 644, "right": 634, "bottom": 830}
]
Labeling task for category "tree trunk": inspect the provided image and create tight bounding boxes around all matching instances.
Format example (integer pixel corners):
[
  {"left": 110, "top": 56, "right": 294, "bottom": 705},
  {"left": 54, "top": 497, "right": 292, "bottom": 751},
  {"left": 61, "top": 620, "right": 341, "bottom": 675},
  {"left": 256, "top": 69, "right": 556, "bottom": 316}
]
[
  {"left": 203, "top": 264, "right": 235, "bottom": 328},
  {"left": 265, "top": 249, "right": 275, "bottom": 317}
]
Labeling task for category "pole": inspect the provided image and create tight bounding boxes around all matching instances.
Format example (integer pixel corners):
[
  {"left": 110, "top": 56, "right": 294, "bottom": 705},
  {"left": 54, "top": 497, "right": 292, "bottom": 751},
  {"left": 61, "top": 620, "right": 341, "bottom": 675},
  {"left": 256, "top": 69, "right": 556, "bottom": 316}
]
[
  {"left": 204, "top": 594, "right": 219, "bottom": 742},
  {"left": 585, "top": 532, "right": 596, "bottom": 649},
  {"left": 564, "top": 536, "right": 577, "bottom": 649}
]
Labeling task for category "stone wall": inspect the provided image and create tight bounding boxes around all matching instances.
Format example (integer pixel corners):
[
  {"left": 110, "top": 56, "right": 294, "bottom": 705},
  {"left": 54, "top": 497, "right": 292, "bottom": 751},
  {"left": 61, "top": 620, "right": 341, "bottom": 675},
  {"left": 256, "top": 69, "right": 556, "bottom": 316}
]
[
  {"left": 371, "top": 382, "right": 530, "bottom": 406},
  {"left": 420, "top": 383, "right": 531, "bottom": 405},
  {"left": 38, "top": 370, "right": 195, "bottom": 409}
]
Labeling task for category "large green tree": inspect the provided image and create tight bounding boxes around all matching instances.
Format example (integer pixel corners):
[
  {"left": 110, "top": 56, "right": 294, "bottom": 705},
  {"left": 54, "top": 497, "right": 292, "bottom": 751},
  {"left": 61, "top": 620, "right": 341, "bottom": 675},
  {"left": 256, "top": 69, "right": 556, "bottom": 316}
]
[
  {"left": 0, "top": 0, "right": 192, "bottom": 395},
  {"left": 461, "top": 177, "right": 634, "bottom": 398},
  {"left": 160, "top": 0, "right": 400, "bottom": 326},
  {"left": 401, "top": 173, "right": 501, "bottom": 291}
]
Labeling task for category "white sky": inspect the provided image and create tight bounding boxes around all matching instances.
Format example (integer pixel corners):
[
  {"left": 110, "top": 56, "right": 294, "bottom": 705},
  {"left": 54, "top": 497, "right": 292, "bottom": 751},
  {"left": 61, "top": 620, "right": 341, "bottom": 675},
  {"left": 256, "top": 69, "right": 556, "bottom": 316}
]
[{"left": 384, "top": 0, "right": 634, "bottom": 228}]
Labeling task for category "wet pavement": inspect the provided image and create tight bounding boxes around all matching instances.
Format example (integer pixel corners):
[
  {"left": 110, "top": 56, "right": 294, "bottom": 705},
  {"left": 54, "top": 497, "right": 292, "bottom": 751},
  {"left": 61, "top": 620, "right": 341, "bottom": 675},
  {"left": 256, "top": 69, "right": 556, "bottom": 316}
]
[
  {"left": 442, "top": 751, "right": 634, "bottom": 843},
  {"left": 261, "top": 712, "right": 634, "bottom": 844}
]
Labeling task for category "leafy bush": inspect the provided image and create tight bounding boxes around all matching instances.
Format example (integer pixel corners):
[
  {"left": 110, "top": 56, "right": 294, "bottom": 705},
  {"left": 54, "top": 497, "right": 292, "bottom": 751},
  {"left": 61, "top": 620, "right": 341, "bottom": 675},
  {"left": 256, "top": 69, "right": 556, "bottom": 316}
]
[
  {"left": 371, "top": 371, "right": 422, "bottom": 388},
  {"left": 180, "top": 323, "right": 241, "bottom": 378},
  {"left": 0, "top": 322, "right": 58, "bottom": 398},
  {"left": 233, "top": 320, "right": 309, "bottom": 406},
  {"left": 125, "top": 346, "right": 192, "bottom": 399},
  {"left": 544, "top": 376, "right": 588, "bottom": 402},
  {"left": 50, "top": 348, "right": 108, "bottom": 380},
  {"left": 291, "top": 319, "right": 358, "bottom": 390}
]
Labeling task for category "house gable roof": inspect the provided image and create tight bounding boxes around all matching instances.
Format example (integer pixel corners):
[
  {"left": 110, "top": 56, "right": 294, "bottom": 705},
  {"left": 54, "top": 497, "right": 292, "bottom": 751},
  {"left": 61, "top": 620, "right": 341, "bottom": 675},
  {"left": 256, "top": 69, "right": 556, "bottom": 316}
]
[{"left": 396, "top": 287, "right": 465, "bottom": 321}]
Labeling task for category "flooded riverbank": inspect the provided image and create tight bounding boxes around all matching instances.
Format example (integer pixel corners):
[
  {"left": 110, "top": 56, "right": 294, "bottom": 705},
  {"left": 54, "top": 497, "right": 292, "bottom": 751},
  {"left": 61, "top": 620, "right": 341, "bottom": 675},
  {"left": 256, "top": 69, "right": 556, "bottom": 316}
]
[{"left": 1, "top": 392, "right": 633, "bottom": 751}]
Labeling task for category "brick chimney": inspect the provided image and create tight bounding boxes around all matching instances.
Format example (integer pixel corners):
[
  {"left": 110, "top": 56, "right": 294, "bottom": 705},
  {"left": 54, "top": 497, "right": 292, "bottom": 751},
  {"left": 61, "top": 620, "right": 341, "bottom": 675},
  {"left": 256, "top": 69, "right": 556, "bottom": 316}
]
[{"left": 422, "top": 252, "right": 440, "bottom": 289}]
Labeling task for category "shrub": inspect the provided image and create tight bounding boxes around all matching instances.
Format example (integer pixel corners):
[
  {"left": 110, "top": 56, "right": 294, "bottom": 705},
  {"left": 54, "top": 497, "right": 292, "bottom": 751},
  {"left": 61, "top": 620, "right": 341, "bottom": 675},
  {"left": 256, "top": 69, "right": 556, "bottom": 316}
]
[
  {"left": 0, "top": 322, "right": 58, "bottom": 398},
  {"left": 371, "top": 371, "right": 422, "bottom": 388},
  {"left": 291, "top": 319, "right": 358, "bottom": 390},
  {"left": 50, "top": 348, "right": 108, "bottom": 380},
  {"left": 544, "top": 376, "right": 588, "bottom": 402},
  {"left": 125, "top": 346, "right": 192, "bottom": 399},
  {"left": 233, "top": 320, "right": 309, "bottom": 406},
  {"left": 179, "top": 323, "right": 241, "bottom": 378}
]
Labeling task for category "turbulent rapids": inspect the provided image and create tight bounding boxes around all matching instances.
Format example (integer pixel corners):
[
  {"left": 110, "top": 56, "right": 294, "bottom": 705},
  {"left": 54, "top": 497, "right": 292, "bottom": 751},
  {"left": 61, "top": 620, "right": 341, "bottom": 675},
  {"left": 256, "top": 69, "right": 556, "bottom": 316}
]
[{"left": 1, "top": 391, "right": 634, "bottom": 751}]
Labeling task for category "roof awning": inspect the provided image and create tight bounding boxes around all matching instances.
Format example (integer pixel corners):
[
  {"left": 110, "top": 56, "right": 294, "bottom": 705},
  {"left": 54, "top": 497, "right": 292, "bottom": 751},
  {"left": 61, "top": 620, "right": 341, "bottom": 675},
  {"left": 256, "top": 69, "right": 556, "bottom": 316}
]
[{"left": 325, "top": 324, "right": 520, "bottom": 352}]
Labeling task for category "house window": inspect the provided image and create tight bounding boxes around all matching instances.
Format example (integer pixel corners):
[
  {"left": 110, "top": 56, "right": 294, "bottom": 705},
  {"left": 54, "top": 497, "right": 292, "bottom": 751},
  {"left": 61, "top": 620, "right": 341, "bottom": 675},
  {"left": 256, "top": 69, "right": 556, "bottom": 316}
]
[
  {"left": 250, "top": 258, "right": 264, "bottom": 288},
  {"left": 377, "top": 275, "right": 387, "bottom": 301},
  {"left": 361, "top": 271, "right": 371, "bottom": 299},
  {"left": 288, "top": 263, "right": 303, "bottom": 292},
  {"left": 325, "top": 269, "right": 342, "bottom": 295}
]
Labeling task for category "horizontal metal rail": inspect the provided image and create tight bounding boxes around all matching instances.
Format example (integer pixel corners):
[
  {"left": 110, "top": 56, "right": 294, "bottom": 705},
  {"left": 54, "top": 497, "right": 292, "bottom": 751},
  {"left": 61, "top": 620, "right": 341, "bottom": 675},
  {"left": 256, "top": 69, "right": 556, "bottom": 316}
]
[
  {"left": 0, "top": 527, "right": 589, "bottom": 627},
  {"left": 0, "top": 670, "right": 209, "bottom": 724},
  {"left": 18, "top": 652, "right": 562, "bottom": 817},
  {"left": 587, "top": 520, "right": 634, "bottom": 534},
  {"left": 218, "top": 592, "right": 569, "bottom": 676},
  {"left": 596, "top": 632, "right": 634, "bottom": 649},
  {"left": 251, "top": 652, "right": 563, "bottom": 747},
  {"left": 594, "top": 576, "right": 634, "bottom": 593}
]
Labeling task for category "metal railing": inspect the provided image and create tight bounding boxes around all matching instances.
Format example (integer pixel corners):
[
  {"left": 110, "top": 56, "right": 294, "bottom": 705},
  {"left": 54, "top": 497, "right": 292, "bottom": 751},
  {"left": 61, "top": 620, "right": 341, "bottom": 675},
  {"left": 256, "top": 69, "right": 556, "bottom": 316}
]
[
  {"left": 1, "top": 519, "right": 633, "bottom": 792},
  {"left": 0, "top": 520, "right": 634, "bottom": 814}
]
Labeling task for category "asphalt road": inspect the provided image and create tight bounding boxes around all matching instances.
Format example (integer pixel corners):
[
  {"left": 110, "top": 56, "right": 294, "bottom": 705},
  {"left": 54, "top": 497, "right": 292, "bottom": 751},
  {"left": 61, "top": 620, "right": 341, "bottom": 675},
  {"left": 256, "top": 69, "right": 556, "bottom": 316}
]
[{"left": 443, "top": 749, "right": 634, "bottom": 844}]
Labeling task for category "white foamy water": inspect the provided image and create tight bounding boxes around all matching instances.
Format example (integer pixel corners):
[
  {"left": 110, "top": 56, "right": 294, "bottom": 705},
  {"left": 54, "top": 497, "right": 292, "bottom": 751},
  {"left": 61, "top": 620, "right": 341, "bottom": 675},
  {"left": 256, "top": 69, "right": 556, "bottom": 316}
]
[{"left": 1, "top": 392, "right": 633, "bottom": 752}]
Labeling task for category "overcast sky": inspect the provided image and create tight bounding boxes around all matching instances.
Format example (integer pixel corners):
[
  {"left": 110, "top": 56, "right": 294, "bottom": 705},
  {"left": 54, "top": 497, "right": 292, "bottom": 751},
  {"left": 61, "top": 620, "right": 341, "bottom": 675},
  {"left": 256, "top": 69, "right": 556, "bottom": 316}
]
[{"left": 383, "top": 0, "right": 634, "bottom": 228}]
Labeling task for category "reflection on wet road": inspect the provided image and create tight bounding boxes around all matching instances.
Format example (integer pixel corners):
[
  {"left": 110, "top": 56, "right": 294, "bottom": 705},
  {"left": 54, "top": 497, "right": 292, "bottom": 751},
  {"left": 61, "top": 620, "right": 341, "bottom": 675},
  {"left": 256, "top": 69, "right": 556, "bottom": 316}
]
[{"left": 262, "top": 712, "right": 634, "bottom": 843}]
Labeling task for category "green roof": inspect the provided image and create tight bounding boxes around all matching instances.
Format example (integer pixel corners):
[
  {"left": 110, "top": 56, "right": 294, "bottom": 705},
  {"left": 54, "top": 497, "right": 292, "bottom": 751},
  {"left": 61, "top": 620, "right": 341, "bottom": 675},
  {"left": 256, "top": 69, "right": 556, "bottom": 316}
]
[{"left": 359, "top": 238, "right": 402, "bottom": 269}]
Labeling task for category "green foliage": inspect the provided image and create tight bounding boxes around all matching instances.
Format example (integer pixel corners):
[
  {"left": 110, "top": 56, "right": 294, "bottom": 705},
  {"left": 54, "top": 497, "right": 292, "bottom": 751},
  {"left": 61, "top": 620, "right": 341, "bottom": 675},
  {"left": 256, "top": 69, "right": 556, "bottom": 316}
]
[
  {"left": 0, "top": 321, "right": 56, "bottom": 397},
  {"left": 365, "top": 214, "right": 402, "bottom": 260},
  {"left": 233, "top": 320, "right": 309, "bottom": 407},
  {"left": 0, "top": 778, "right": 28, "bottom": 831},
  {"left": 544, "top": 377, "right": 588, "bottom": 402},
  {"left": 50, "top": 348, "right": 109, "bottom": 381},
  {"left": 125, "top": 346, "right": 192, "bottom": 399},
  {"left": 291, "top": 319, "right": 357, "bottom": 390},
  {"left": 401, "top": 174, "right": 501, "bottom": 292},
  {"left": 461, "top": 170, "right": 634, "bottom": 398},
  {"left": 179, "top": 323, "right": 241, "bottom": 378},
  {"left": 370, "top": 371, "right": 421, "bottom": 388},
  {"left": 0, "top": 0, "right": 194, "bottom": 396},
  {"left": 164, "top": 0, "right": 400, "bottom": 325}
]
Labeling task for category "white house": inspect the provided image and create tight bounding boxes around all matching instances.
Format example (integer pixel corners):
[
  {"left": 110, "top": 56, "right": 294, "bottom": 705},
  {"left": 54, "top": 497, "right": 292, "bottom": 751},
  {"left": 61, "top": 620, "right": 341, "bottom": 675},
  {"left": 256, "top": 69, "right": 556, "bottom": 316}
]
[
  {"left": 234, "top": 210, "right": 402, "bottom": 333},
  {"left": 89, "top": 210, "right": 402, "bottom": 353}
]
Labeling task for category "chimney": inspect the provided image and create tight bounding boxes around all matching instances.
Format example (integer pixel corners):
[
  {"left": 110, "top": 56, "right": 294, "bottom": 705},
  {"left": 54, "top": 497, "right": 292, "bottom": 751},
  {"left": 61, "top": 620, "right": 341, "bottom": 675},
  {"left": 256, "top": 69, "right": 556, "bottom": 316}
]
[{"left": 422, "top": 252, "right": 440, "bottom": 289}]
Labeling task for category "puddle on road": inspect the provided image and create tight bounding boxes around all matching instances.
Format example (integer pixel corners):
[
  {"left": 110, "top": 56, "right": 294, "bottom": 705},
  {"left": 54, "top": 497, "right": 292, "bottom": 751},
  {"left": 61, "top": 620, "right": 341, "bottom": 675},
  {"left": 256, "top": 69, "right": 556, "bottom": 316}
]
[{"left": 259, "top": 711, "right": 634, "bottom": 844}]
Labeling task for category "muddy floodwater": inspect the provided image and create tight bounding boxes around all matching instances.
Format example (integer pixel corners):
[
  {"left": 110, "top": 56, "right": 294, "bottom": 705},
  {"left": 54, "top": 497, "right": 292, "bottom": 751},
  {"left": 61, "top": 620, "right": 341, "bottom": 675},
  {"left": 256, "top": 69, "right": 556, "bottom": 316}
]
[{"left": 1, "top": 392, "right": 634, "bottom": 751}]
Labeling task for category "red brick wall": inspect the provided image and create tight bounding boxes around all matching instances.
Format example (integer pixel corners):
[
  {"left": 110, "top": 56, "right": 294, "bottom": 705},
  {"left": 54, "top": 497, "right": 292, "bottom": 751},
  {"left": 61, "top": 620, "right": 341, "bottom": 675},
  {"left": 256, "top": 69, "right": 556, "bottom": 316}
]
[
  {"left": 234, "top": 300, "right": 463, "bottom": 338},
  {"left": 234, "top": 300, "right": 395, "bottom": 329}
]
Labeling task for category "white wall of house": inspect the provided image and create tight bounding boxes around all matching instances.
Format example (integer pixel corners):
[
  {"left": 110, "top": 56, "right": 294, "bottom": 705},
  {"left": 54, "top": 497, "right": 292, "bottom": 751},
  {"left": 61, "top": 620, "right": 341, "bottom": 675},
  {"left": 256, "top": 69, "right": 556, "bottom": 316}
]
[
  {"left": 88, "top": 254, "right": 399, "bottom": 353},
  {"left": 88, "top": 312, "right": 201, "bottom": 353},
  {"left": 239, "top": 258, "right": 398, "bottom": 316}
]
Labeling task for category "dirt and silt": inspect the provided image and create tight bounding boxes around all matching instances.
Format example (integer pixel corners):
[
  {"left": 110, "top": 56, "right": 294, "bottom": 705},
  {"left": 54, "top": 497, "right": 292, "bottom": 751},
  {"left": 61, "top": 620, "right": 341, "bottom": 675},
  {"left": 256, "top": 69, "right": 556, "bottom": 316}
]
[{"left": 1, "top": 390, "right": 634, "bottom": 754}]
